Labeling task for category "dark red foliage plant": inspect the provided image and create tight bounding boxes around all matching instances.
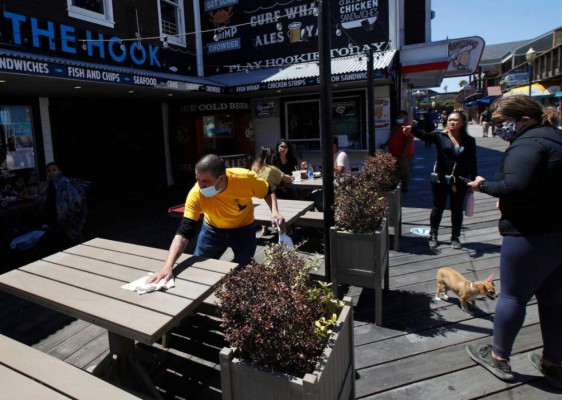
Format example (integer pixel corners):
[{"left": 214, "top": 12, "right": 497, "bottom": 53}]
[
  {"left": 216, "top": 243, "right": 342, "bottom": 377},
  {"left": 359, "top": 151, "right": 400, "bottom": 192},
  {"left": 332, "top": 152, "right": 399, "bottom": 234}
]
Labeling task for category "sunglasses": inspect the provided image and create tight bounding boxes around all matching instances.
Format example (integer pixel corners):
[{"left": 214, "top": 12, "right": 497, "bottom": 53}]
[{"left": 492, "top": 119, "right": 514, "bottom": 128}]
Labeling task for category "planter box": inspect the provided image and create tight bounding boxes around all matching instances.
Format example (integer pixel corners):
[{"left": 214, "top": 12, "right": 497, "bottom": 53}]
[
  {"left": 219, "top": 297, "right": 355, "bottom": 400},
  {"left": 330, "top": 219, "right": 389, "bottom": 326},
  {"left": 382, "top": 183, "right": 402, "bottom": 251}
]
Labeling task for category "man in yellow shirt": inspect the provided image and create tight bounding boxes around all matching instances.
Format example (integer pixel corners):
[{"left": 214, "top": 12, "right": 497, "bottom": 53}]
[{"left": 148, "top": 154, "right": 285, "bottom": 283}]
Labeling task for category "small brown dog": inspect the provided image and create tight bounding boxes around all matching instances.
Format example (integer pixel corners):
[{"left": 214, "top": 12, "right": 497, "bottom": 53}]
[{"left": 435, "top": 267, "right": 496, "bottom": 312}]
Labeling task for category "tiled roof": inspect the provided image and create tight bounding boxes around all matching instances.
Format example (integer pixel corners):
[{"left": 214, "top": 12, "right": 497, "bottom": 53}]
[{"left": 480, "top": 40, "right": 530, "bottom": 64}]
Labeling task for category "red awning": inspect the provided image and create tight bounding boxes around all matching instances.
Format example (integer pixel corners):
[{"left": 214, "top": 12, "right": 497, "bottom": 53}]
[{"left": 400, "top": 61, "right": 449, "bottom": 74}]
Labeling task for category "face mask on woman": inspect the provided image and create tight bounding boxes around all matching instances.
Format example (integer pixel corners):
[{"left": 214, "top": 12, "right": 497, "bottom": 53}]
[
  {"left": 495, "top": 120, "right": 518, "bottom": 142},
  {"left": 200, "top": 177, "right": 222, "bottom": 197},
  {"left": 395, "top": 118, "right": 404, "bottom": 124}
]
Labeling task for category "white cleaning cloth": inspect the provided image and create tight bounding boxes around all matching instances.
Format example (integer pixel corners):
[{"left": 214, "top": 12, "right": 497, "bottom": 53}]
[
  {"left": 121, "top": 273, "right": 175, "bottom": 295},
  {"left": 275, "top": 220, "right": 294, "bottom": 248}
]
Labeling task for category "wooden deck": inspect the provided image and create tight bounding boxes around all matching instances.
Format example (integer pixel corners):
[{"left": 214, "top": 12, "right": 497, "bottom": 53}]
[{"left": 1, "top": 124, "right": 560, "bottom": 399}]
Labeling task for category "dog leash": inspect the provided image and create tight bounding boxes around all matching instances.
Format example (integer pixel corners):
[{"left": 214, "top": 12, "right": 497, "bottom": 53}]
[{"left": 485, "top": 267, "right": 500, "bottom": 282}]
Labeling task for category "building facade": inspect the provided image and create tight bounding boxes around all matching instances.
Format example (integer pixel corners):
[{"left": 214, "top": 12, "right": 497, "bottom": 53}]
[{"left": 1, "top": 0, "right": 467, "bottom": 201}]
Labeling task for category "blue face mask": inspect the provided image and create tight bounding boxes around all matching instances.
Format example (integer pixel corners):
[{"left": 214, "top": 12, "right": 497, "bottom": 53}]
[
  {"left": 495, "top": 120, "right": 518, "bottom": 142},
  {"left": 200, "top": 177, "right": 222, "bottom": 197},
  {"left": 395, "top": 118, "right": 404, "bottom": 124}
]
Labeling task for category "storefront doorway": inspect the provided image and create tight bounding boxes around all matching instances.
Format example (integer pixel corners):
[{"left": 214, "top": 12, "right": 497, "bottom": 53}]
[{"left": 48, "top": 99, "right": 166, "bottom": 194}]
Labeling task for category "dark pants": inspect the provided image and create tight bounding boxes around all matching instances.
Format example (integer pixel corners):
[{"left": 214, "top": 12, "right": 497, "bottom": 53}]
[
  {"left": 429, "top": 182, "right": 468, "bottom": 239},
  {"left": 310, "top": 189, "right": 324, "bottom": 212},
  {"left": 194, "top": 221, "right": 257, "bottom": 268},
  {"left": 396, "top": 155, "right": 413, "bottom": 191},
  {"left": 492, "top": 230, "right": 562, "bottom": 363}
]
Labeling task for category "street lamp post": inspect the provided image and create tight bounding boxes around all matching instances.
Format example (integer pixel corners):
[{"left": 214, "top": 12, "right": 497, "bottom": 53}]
[{"left": 526, "top": 47, "right": 537, "bottom": 97}]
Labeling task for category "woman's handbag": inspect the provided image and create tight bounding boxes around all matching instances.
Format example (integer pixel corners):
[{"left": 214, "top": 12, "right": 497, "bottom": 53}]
[
  {"left": 430, "top": 161, "right": 456, "bottom": 186},
  {"left": 465, "top": 191, "right": 475, "bottom": 217}
]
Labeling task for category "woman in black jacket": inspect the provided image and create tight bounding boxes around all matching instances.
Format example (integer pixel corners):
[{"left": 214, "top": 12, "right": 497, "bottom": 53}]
[
  {"left": 406, "top": 110, "right": 478, "bottom": 249},
  {"left": 466, "top": 96, "right": 562, "bottom": 388}
]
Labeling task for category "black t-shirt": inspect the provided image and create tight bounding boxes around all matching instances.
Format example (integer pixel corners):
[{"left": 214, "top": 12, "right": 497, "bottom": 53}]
[{"left": 273, "top": 154, "right": 298, "bottom": 175}]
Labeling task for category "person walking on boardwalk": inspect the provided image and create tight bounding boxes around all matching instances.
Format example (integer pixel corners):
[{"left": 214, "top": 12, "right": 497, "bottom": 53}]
[
  {"left": 147, "top": 154, "right": 286, "bottom": 284},
  {"left": 465, "top": 96, "right": 562, "bottom": 389},
  {"left": 380, "top": 110, "right": 414, "bottom": 192},
  {"left": 404, "top": 110, "right": 478, "bottom": 250}
]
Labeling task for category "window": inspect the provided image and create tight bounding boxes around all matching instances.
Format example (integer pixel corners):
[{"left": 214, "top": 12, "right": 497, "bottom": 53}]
[
  {"left": 285, "top": 95, "right": 364, "bottom": 151},
  {"left": 1, "top": 106, "right": 36, "bottom": 171},
  {"left": 203, "top": 114, "right": 233, "bottom": 138},
  {"left": 67, "top": 0, "right": 115, "bottom": 28},
  {"left": 286, "top": 100, "right": 320, "bottom": 150},
  {"left": 158, "top": 0, "right": 186, "bottom": 47},
  {"left": 1, "top": 106, "right": 39, "bottom": 205},
  {"left": 332, "top": 96, "right": 362, "bottom": 149}
]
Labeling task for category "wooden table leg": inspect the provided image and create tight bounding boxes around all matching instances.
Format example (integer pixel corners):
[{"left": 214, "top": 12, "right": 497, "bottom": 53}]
[{"left": 92, "top": 331, "right": 164, "bottom": 400}]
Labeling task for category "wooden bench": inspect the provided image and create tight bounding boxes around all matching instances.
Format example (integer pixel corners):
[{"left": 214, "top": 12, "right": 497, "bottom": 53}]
[
  {"left": 294, "top": 211, "right": 324, "bottom": 228},
  {"left": 0, "top": 334, "right": 141, "bottom": 399}
]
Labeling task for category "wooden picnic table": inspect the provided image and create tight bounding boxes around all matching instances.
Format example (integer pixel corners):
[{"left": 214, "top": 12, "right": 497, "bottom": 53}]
[
  {"left": 0, "top": 334, "right": 142, "bottom": 399},
  {"left": 286, "top": 176, "right": 323, "bottom": 190},
  {"left": 0, "top": 238, "right": 238, "bottom": 399},
  {"left": 168, "top": 198, "right": 314, "bottom": 228}
]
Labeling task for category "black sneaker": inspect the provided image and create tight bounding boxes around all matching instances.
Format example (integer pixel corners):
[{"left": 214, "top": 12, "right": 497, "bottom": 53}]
[
  {"left": 428, "top": 234, "right": 438, "bottom": 249},
  {"left": 466, "top": 344, "right": 514, "bottom": 381},
  {"left": 451, "top": 237, "right": 462, "bottom": 249},
  {"left": 529, "top": 352, "right": 562, "bottom": 389}
]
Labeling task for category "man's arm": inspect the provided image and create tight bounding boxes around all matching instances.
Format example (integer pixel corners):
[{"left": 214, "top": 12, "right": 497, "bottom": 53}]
[
  {"left": 146, "top": 234, "right": 188, "bottom": 283},
  {"left": 264, "top": 191, "right": 286, "bottom": 233},
  {"left": 146, "top": 217, "right": 198, "bottom": 283}
]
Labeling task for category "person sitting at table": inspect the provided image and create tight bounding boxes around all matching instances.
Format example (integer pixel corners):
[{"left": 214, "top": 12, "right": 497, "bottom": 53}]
[
  {"left": 29, "top": 162, "right": 88, "bottom": 258},
  {"left": 251, "top": 146, "right": 294, "bottom": 236},
  {"left": 333, "top": 136, "right": 350, "bottom": 175},
  {"left": 147, "top": 154, "right": 286, "bottom": 284},
  {"left": 272, "top": 138, "right": 299, "bottom": 199}
]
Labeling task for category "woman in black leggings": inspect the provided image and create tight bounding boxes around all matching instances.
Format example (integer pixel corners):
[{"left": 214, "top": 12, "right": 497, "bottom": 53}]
[{"left": 466, "top": 96, "right": 562, "bottom": 389}]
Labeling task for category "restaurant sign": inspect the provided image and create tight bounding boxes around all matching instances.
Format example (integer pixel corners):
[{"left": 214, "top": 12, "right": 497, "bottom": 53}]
[
  {"left": 0, "top": 54, "right": 222, "bottom": 93},
  {"left": 232, "top": 69, "right": 388, "bottom": 93},
  {"left": 445, "top": 36, "right": 485, "bottom": 77},
  {"left": 180, "top": 102, "right": 250, "bottom": 113},
  {"left": 201, "top": 0, "right": 389, "bottom": 75}
]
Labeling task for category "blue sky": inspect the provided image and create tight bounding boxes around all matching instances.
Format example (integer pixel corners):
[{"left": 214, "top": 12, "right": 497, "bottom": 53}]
[{"left": 429, "top": 0, "right": 562, "bottom": 92}]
